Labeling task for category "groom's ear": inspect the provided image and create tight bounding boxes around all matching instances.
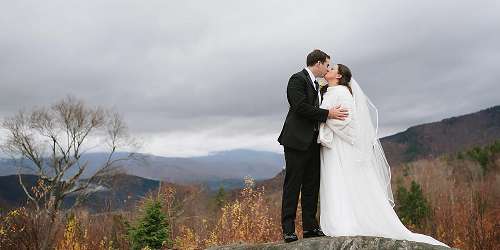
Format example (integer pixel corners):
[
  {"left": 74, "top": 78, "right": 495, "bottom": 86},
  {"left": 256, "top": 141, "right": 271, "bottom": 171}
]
[{"left": 336, "top": 74, "right": 342, "bottom": 79}]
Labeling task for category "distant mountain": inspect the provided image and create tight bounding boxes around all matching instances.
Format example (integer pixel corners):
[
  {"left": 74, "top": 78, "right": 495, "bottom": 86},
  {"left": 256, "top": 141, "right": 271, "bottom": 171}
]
[
  {"left": 127, "top": 149, "right": 284, "bottom": 183},
  {"left": 0, "top": 174, "right": 40, "bottom": 209},
  {"left": 0, "top": 153, "right": 134, "bottom": 177},
  {"left": 381, "top": 105, "right": 500, "bottom": 165},
  {"left": 0, "top": 149, "right": 285, "bottom": 185},
  {"left": 0, "top": 173, "right": 162, "bottom": 212},
  {"left": 1, "top": 105, "right": 498, "bottom": 202}
]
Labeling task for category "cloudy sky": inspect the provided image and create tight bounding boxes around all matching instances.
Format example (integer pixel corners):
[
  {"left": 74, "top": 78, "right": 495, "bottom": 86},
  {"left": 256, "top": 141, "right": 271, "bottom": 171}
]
[{"left": 1, "top": 0, "right": 499, "bottom": 157}]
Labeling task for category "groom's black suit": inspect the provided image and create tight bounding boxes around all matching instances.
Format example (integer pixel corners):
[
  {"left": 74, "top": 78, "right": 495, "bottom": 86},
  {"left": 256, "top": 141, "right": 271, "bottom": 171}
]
[{"left": 278, "top": 69, "right": 329, "bottom": 234}]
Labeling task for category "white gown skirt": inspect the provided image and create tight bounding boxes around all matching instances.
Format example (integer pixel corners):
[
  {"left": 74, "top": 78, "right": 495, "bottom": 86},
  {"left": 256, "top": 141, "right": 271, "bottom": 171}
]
[{"left": 319, "top": 137, "right": 449, "bottom": 247}]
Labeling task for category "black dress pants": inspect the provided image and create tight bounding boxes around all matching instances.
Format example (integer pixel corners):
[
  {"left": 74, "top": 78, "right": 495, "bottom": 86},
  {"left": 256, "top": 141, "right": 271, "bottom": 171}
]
[{"left": 281, "top": 133, "right": 321, "bottom": 234}]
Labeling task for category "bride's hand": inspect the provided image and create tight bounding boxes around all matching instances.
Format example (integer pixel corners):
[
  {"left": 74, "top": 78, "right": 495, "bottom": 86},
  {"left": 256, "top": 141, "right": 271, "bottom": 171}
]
[{"left": 328, "top": 105, "right": 349, "bottom": 120}]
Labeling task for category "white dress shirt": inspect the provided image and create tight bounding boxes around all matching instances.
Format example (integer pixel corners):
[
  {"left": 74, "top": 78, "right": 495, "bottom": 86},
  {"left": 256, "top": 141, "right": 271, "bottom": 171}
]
[
  {"left": 305, "top": 68, "right": 323, "bottom": 140},
  {"left": 305, "top": 67, "right": 322, "bottom": 103},
  {"left": 304, "top": 67, "right": 317, "bottom": 90}
]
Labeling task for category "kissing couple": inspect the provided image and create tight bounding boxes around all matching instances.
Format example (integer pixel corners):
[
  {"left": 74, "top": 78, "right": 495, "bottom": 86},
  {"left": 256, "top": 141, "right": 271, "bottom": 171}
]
[{"left": 277, "top": 49, "right": 449, "bottom": 247}]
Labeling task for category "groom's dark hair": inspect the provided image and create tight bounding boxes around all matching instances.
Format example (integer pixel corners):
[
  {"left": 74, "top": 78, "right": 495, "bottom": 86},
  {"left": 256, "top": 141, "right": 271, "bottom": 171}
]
[{"left": 306, "top": 49, "right": 330, "bottom": 66}]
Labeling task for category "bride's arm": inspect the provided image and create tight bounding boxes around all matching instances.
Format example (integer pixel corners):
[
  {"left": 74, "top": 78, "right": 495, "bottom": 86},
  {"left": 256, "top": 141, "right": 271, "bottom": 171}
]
[
  {"left": 326, "top": 94, "right": 354, "bottom": 128},
  {"left": 325, "top": 88, "right": 355, "bottom": 144}
]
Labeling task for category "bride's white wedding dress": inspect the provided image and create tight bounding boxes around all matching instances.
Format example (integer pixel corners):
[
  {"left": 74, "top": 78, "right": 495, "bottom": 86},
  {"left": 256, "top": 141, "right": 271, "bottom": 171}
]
[{"left": 317, "top": 82, "right": 449, "bottom": 248}]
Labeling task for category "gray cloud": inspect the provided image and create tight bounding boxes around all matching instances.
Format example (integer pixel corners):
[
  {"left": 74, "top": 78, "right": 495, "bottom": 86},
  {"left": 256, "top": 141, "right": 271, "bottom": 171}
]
[{"left": 1, "top": 0, "right": 499, "bottom": 156}]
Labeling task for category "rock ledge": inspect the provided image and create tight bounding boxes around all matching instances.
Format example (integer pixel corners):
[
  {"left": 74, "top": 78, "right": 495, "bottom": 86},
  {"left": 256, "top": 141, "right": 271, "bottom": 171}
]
[{"left": 207, "top": 236, "right": 456, "bottom": 250}]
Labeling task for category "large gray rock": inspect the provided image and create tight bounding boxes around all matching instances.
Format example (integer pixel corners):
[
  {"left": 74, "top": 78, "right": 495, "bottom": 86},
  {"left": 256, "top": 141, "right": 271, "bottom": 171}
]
[{"left": 207, "top": 236, "right": 456, "bottom": 250}]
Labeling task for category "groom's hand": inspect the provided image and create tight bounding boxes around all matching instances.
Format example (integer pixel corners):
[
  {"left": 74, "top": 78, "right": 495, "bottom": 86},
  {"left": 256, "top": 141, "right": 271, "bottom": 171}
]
[{"left": 328, "top": 105, "right": 349, "bottom": 120}]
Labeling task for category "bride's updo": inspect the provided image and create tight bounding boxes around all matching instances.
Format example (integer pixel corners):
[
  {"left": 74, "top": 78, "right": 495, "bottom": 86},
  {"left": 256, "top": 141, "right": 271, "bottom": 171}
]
[{"left": 337, "top": 64, "right": 353, "bottom": 95}]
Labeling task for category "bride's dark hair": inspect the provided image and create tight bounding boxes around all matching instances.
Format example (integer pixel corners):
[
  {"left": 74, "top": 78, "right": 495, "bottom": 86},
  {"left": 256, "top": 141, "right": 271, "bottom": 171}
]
[
  {"left": 337, "top": 64, "right": 353, "bottom": 95},
  {"left": 320, "top": 64, "right": 353, "bottom": 98}
]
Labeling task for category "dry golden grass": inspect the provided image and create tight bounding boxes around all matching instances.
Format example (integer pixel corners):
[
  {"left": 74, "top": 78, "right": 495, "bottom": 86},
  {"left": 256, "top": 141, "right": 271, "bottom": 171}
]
[{"left": 175, "top": 176, "right": 282, "bottom": 249}]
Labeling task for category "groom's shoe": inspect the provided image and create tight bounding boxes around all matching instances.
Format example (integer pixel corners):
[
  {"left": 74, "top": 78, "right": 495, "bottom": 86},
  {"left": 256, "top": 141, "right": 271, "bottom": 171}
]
[
  {"left": 303, "top": 228, "right": 326, "bottom": 238},
  {"left": 283, "top": 232, "right": 298, "bottom": 243}
]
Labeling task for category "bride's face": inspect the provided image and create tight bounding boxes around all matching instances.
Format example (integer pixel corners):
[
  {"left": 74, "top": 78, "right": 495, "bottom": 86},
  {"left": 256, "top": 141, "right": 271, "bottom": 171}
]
[{"left": 324, "top": 64, "right": 340, "bottom": 82}]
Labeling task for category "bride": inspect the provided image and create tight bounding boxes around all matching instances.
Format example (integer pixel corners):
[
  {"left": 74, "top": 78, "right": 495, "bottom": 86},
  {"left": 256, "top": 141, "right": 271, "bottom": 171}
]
[{"left": 317, "top": 64, "right": 449, "bottom": 247}]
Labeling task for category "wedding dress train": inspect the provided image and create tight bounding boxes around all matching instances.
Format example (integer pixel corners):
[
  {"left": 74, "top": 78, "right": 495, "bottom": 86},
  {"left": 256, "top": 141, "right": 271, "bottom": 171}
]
[{"left": 318, "top": 83, "right": 449, "bottom": 248}]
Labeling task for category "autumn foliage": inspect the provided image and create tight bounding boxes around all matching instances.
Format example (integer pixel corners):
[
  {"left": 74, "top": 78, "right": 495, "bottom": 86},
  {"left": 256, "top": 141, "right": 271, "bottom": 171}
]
[{"left": 1, "top": 142, "right": 499, "bottom": 249}]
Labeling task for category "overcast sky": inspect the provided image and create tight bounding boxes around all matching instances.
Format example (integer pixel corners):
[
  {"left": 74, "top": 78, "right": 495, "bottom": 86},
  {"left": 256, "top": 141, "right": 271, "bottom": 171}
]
[{"left": 1, "top": 0, "right": 499, "bottom": 157}]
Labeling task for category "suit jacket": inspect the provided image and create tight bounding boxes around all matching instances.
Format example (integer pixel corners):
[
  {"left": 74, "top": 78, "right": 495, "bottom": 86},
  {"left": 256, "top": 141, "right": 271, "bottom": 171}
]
[{"left": 278, "top": 69, "right": 329, "bottom": 150}]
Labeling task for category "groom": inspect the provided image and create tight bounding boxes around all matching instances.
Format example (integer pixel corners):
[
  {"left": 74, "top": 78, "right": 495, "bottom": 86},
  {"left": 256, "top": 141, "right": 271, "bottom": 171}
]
[{"left": 277, "top": 49, "right": 348, "bottom": 243}]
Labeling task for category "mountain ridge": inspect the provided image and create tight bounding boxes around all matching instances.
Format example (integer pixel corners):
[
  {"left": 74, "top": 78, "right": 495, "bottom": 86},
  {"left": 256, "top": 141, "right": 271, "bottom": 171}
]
[{"left": 380, "top": 105, "right": 500, "bottom": 165}]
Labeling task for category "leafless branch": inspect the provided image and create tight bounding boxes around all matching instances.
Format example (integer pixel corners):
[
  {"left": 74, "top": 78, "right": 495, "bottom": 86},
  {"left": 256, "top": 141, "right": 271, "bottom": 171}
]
[{"left": 0, "top": 95, "right": 139, "bottom": 219}]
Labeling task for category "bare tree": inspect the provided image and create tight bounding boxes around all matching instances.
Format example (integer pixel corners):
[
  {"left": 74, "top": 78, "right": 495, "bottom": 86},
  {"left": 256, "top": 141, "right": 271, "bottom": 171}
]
[{"left": 0, "top": 95, "right": 141, "bottom": 218}]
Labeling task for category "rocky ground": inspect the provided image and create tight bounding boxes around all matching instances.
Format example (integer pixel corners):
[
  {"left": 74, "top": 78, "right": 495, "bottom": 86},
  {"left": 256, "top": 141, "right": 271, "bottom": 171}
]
[{"left": 207, "top": 236, "right": 456, "bottom": 250}]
